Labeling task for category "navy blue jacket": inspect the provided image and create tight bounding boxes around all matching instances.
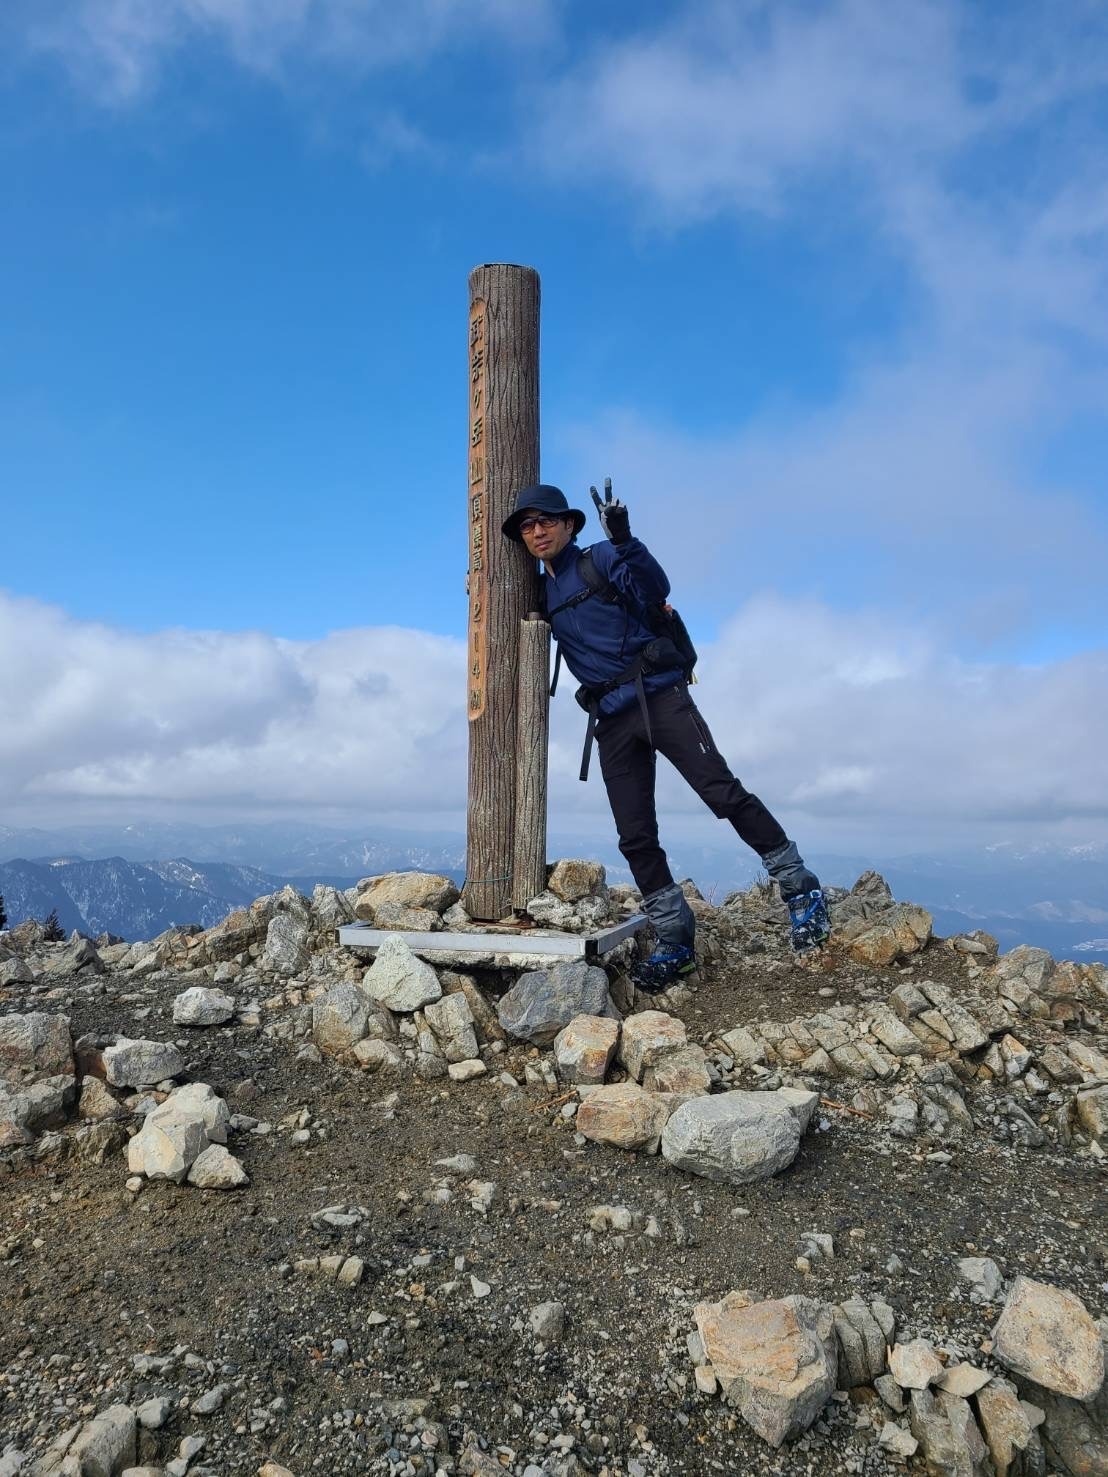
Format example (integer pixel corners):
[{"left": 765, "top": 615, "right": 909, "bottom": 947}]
[{"left": 544, "top": 537, "right": 684, "bottom": 717}]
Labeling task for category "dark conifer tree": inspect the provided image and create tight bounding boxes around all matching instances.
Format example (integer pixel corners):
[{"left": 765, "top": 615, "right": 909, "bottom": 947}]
[
  {"left": 0, "top": 894, "right": 7, "bottom": 931},
  {"left": 42, "top": 908, "right": 65, "bottom": 942}
]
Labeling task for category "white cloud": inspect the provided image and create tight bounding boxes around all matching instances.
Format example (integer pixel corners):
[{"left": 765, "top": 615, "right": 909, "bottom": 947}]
[
  {"left": 2, "top": 590, "right": 1104, "bottom": 855},
  {"left": 10, "top": 0, "right": 558, "bottom": 103}
]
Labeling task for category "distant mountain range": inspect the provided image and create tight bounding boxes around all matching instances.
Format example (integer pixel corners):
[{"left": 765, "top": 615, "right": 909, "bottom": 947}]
[{"left": 0, "top": 823, "right": 1105, "bottom": 959}]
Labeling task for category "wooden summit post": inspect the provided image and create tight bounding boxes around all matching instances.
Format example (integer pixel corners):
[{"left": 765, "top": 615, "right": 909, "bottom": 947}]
[{"left": 464, "top": 264, "right": 545, "bottom": 921}]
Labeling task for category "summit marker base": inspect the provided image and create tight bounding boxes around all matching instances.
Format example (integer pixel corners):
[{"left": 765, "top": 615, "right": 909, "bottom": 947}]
[{"left": 337, "top": 914, "right": 647, "bottom": 962}]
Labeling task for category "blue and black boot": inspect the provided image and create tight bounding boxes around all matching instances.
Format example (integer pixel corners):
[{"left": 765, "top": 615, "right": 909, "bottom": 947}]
[
  {"left": 786, "top": 888, "right": 831, "bottom": 953},
  {"left": 631, "top": 942, "right": 698, "bottom": 993}
]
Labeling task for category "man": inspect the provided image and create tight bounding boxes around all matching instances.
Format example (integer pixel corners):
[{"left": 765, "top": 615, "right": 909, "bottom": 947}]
[{"left": 502, "top": 481, "right": 831, "bottom": 990}]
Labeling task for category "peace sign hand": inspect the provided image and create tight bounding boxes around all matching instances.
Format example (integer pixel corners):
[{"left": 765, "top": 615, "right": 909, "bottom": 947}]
[{"left": 589, "top": 476, "right": 631, "bottom": 545}]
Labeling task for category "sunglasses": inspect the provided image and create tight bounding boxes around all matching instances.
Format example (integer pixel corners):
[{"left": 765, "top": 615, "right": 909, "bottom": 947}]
[{"left": 519, "top": 514, "right": 564, "bottom": 534}]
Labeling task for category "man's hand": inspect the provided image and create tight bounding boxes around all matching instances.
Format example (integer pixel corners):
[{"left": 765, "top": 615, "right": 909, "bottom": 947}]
[{"left": 590, "top": 477, "right": 631, "bottom": 545}]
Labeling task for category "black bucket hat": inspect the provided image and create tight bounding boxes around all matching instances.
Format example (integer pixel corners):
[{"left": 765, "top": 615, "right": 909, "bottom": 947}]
[{"left": 501, "top": 484, "right": 587, "bottom": 543}]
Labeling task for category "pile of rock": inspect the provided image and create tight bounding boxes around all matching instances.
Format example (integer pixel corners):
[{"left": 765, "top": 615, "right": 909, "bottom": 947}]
[
  {"left": 126, "top": 1081, "right": 248, "bottom": 1189},
  {"left": 689, "top": 1271, "right": 1106, "bottom": 1470}
]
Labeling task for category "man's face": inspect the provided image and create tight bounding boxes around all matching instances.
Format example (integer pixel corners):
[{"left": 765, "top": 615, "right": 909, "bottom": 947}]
[{"left": 519, "top": 510, "right": 575, "bottom": 563}]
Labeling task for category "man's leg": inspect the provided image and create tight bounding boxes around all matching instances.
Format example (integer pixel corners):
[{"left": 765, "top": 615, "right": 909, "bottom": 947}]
[
  {"left": 648, "top": 685, "right": 830, "bottom": 946},
  {"left": 597, "top": 705, "right": 696, "bottom": 983}
]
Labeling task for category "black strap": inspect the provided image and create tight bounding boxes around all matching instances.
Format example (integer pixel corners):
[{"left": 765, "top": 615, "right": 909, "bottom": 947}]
[
  {"left": 550, "top": 644, "right": 562, "bottom": 697},
  {"left": 577, "top": 669, "right": 653, "bottom": 783}
]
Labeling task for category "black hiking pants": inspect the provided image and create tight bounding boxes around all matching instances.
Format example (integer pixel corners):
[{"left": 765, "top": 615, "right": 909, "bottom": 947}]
[{"left": 596, "top": 682, "right": 789, "bottom": 897}]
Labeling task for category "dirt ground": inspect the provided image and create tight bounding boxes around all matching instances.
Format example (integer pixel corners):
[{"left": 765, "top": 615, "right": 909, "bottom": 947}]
[{"left": 1, "top": 940, "right": 1105, "bottom": 1476}]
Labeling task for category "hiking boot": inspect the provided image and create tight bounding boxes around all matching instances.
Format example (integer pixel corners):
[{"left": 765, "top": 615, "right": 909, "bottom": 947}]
[
  {"left": 787, "top": 888, "right": 831, "bottom": 953},
  {"left": 631, "top": 942, "right": 697, "bottom": 993}
]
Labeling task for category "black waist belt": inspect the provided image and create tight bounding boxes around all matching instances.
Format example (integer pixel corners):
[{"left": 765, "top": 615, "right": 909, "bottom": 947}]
[{"left": 576, "top": 665, "right": 652, "bottom": 783}]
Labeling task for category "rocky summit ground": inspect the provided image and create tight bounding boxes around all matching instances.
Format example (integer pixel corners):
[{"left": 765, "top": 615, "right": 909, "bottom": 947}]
[{"left": 0, "top": 866, "right": 1105, "bottom": 1477}]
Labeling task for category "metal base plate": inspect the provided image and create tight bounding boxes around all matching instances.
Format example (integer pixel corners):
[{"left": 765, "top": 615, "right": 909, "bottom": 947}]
[{"left": 337, "top": 912, "right": 646, "bottom": 961}]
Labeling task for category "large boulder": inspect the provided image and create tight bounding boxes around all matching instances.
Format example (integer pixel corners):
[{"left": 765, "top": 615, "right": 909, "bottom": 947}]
[
  {"left": 843, "top": 904, "right": 932, "bottom": 967},
  {"left": 262, "top": 911, "right": 311, "bottom": 976},
  {"left": 497, "top": 960, "right": 617, "bottom": 1047},
  {"left": 575, "top": 1082, "right": 675, "bottom": 1152},
  {"left": 0, "top": 1013, "right": 73, "bottom": 1082},
  {"left": 694, "top": 1292, "right": 839, "bottom": 1448},
  {"left": 0, "top": 1074, "right": 76, "bottom": 1145},
  {"left": 101, "top": 1038, "right": 185, "bottom": 1089},
  {"left": 661, "top": 1090, "right": 802, "bottom": 1185},
  {"left": 992, "top": 1277, "right": 1104, "bottom": 1400},
  {"left": 553, "top": 1015, "right": 620, "bottom": 1085},
  {"left": 312, "top": 983, "right": 379, "bottom": 1055},
  {"left": 354, "top": 871, "right": 460, "bottom": 920},
  {"left": 41, "top": 936, "right": 104, "bottom": 977},
  {"left": 362, "top": 935, "right": 442, "bottom": 1013},
  {"left": 172, "top": 987, "right": 235, "bottom": 1027}
]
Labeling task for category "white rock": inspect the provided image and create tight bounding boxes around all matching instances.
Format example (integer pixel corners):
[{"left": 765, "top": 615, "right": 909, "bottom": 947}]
[
  {"left": 172, "top": 987, "right": 235, "bottom": 1026},
  {"left": 661, "top": 1091, "right": 802, "bottom": 1185},
  {"left": 186, "top": 1144, "right": 249, "bottom": 1189},
  {"left": 447, "top": 1059, "right": 487, "bottom": 1082},
  {"left": 888, "top": 1338, "right": 944, "bottom": 1390},
  {"left": 127, "top": 1114, "right": 208, "bottom": 1183},
  {"left": 362, "top": 936, "right": 442, "bottom": 1012}
]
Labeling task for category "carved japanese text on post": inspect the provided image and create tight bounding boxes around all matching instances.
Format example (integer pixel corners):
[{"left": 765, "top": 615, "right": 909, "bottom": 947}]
[{"left": 468, "top": 300, "right": 489, "bottom": 721}]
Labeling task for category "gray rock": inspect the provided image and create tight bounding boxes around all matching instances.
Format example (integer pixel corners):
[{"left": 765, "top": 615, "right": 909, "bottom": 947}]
[
  {"left": 186, "top": 1144, "right": 249, "bottom": 1189},
  {"left": 102, "top": 1038, "right": 185, "bottom": 1089},
  {"left": 312, "top": 983, "right": 375, "bottom": 1054},
  {"left": 67, "top": 1403, "right": 136, "bottom": 1477},
  {"left": 992, "top": 1276, "right": 1105, "bottom": 1400},
  {"left": 172, "top": 987, "right": 235, "bottom": 1026},
  {"left": 958, "top": 1256, "right": 1004, "bottom": 1305},
  {"left": 127, "top": 1082, "right": 229, "bottom": 1182},
  {"left": 0, "top": 958, "right": 34, "bottom": 987},
  {"left": 529, "top": 1301, "right": 566, "bottom": 1340},
  {"left": 0, "top": 1012, "right": 73, "bottom": 1082},
  {"left": 190, "top": 1383, "right": 228, "bottom": 1415},
  {"left": 424, "top": 992, "right": 479, "bottom": 1063},
  {"left": 41, "top": 936, "right": 104, "bottom": 977},
  {"left": 497, "top": 960, "right": 617, "bottom": 1047},
  {"left": 262, "top": 912, "right": 310, "bottom": 976},
  {"left": 0, "top": 1075, "right": 76, "bottom": 1140},
  {"left": 136, "top": 1396, "right": 174, "bottom": 1430},
  {"left": 362, "top": 936, "right": 442, "bottom": 1013},
  {"left": 660, "top": 1091, "right": 802, "bottom": 1185}
]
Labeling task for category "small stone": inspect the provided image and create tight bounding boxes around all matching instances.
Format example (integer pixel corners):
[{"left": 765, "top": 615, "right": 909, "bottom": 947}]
[
  {"left": 470, "top": 1275, "right": 491, "bottom": 1298},
  {"left": 888, "top": 1338, "right": 944, "bottom": 1390},
  {"left": 876, "top": 1421, "right": 918, "bottom": 1458},
  {"left": 553, "top": 1014, "right": 620, "bottom": 1086},
  {"left": 694, "top": 1365, "right": 719, "bottom": 1395},
  {"left": 362, "top": 936, "right": 442, "bottom": 1013},
  {"left": 337, "top": 1256, "right": 364, "bottom": 1287},
  {"left": 957, "top": 1255, "right": 1003, "bottom": 1304},
  {"left": 937, "top": 1362, "right": 992, "bottom": 1398},
  {"left": 617, "top": 1010, "right": 687, "bottom": 1082},
  {"left": 186, "top": 1144, "right": 249, "bottom": 1190},
  {"left": 447, "top": 1059, "right": 487, "bottom": 1082},
  {"left": 191, "top": 1383, "right": 228, "bottom": 1415},
  {"left": 529, "top": 1302, "right": 565, "bottom": 1340},
  {"left": 137, "top": 1396, "right": 174, "bottom": 1429}
]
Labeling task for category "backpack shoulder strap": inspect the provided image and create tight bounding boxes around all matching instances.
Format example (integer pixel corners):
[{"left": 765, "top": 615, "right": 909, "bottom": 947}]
[{"left": 578, "top": 546, "right": 623, "bottom": 604}]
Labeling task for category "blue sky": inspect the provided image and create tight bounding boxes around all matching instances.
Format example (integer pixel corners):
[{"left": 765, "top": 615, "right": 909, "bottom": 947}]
[{"left": 1, "top": 0, "right": 1106, "bottom": 850}]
